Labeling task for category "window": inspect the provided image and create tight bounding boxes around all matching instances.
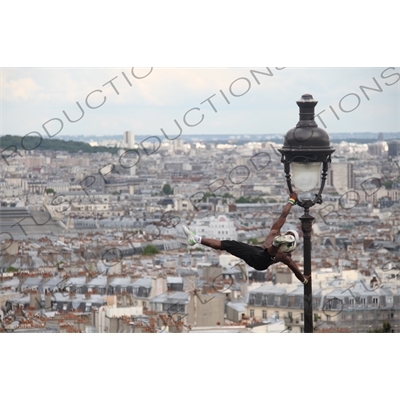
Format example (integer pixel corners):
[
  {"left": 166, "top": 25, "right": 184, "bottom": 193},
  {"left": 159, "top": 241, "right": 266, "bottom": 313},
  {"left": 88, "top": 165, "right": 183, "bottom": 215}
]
[
  {"left": 325, "top": 301, "right": 332, "bottom": 310},
  {"left": 349, "top": 298, "right": 355, "bottom": 306},
  {"left": 327, "top": 315, "right": 331, "bottom": 321},
  {"left": 387, "top": 297, "right": 393, "bottom": 306},
  {"left": 372, "top": 298, "right": 379, "bottom": 305},
  {"left": 301, "top": 313, "right": 304, "bottom": 322},
  {"left": 361, "top": 298, "right": 366, "bottom": 305},
  {"left": 262, "top": 310, "right": 267, "bottom": 319},
  {"left": 250, "top": 309, "right": 254, "bottom": 318}
]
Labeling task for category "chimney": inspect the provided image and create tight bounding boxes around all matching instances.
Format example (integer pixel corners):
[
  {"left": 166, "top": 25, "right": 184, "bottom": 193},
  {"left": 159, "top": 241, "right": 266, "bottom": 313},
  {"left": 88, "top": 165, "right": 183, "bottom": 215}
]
[
  {"left": 21, "top": 254, "right": 30, "bottom": 267},
  {"left": 107, "top": 274, "right": 114, "bottom": 286},
  {"left": 29, "top": 290, "right": 41, "bottom": 310},
  {"left": 45, "top": 290, "right": 52, "bottom": 310},
  {"left": 202, "top": 283, "right": 211, "bottom": 294}
]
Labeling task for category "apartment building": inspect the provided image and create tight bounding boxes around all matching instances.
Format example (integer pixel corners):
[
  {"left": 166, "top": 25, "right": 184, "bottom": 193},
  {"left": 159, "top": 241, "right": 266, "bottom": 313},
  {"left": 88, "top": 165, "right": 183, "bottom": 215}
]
[
  {"left": 245, "top": 278, "right": 400, "bottom": 333},
  {"left": 189, "top": 214, "right": 238, "bottom": 241}
]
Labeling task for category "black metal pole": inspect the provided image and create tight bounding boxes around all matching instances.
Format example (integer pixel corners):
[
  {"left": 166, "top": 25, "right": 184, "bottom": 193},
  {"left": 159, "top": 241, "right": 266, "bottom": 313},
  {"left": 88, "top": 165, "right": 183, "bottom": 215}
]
[
  {"left": 299, "top": 207, "right": 314, "bottom": 333},
  {"left": 278, "top": 95, "right": 335, "bottom": 332}
]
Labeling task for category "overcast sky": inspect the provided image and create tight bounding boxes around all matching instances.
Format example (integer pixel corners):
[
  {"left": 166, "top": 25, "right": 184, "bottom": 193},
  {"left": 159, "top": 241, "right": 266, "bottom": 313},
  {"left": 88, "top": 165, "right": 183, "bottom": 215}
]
[{"left": 1, "top": 67, "right": 399, "bottom": 139}]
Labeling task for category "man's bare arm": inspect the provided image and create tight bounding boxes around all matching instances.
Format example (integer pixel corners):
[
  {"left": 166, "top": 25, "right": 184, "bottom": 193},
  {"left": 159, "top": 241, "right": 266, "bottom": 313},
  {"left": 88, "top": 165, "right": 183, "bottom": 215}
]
[
  {"left": 270, "top": 192, "right": 297, "bottom": 233},
  {"left": 281, "top": 255, "right": 310, "bottom": 284},
  {"left": 262, "top": 193, "right": 298, "bottom": 248},
  {"left": 270, "top": 202, "right": 293, "bottom": 233}
]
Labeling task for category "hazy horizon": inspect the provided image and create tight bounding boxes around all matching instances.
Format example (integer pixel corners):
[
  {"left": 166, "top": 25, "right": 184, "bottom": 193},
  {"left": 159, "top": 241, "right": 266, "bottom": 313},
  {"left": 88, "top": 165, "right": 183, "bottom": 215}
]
[{"left": 2, "top": 67, "right": 399, "bottom": 140}]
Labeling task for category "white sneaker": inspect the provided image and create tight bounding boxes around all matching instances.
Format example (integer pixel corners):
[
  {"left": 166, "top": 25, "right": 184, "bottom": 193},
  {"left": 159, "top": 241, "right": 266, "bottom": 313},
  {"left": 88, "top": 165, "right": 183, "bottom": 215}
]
[
  {"left": 183, "top": 225, "right": 196, "bottom": 246},
  {"left": 273, "top": 234, "right": 295, "bottom": 247}
]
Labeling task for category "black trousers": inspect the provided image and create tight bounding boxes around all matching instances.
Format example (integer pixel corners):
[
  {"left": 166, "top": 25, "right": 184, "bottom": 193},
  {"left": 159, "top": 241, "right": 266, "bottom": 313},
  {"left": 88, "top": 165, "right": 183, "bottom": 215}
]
[{"left": 220, "top": 240, "right": 274, "bottom": 271}]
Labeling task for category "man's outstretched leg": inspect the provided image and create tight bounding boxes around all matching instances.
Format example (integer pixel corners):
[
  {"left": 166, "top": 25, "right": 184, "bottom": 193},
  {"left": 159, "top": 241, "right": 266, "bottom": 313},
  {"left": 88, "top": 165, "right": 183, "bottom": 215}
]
[
  {"left": 183, "top": 225, "right": 294, "bottom": 254},
  {"left": 183, "top": 225, "right": 222, "bottom": 249},
  {"left": 183, "top": 225, "right": 277, "bottom": 270}
]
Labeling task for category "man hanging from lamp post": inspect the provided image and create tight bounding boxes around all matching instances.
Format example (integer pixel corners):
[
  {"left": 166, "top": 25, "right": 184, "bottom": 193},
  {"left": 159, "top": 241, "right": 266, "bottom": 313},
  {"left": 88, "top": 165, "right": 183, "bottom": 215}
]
[{"left": 183, "top": 192, "right": 310, "bottom": 285}]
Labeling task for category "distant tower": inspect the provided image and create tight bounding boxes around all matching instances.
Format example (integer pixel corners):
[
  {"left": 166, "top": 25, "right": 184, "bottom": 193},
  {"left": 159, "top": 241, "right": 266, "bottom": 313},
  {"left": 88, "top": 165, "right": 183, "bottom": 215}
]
[
  {"left": 173, "top": 138, "right": 184, "bottom": 152},
  {"left": 378, "top": 132, "right": 384, "bottom": 141},
  {"left": 388, "top": 141, "right": 400, "bottom": 157},
  {"left": 117, "top": 148, "right": 136, "bottom": 177},
  {"left": 329, "top": 162, "right": 355, "bottom": 193},
  {"left": 124, "top": 131, "right": 135, "bottom": 149}
]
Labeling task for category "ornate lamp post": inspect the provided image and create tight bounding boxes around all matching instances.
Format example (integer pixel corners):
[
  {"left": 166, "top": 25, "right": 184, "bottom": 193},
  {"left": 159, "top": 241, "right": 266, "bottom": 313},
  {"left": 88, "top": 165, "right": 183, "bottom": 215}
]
[{"left": 278, "top": 94, "right": 335, "bottom": 333}]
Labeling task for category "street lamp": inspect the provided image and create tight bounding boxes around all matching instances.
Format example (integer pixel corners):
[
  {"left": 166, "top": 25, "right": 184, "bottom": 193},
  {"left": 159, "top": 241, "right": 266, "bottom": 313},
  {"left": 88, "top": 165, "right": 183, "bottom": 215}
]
[{"left": 278, "top": 94, "right": 335, "bottom": 333}]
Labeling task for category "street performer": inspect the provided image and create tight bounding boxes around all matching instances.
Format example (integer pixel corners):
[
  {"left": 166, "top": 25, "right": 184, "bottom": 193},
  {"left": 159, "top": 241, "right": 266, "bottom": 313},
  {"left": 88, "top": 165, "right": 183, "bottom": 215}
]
[{"left": 183, "top": 192, "right": 310, "bottom": 285}]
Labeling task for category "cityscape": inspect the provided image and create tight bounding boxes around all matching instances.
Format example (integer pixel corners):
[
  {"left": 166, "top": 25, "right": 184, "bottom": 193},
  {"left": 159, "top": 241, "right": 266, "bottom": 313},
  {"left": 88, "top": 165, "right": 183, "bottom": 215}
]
[
  {"left": 1, "top": 129, "right": 400, "bottom": 333},
  {"left": 2, "top": 9, "right": 399, "bottom": 400}
]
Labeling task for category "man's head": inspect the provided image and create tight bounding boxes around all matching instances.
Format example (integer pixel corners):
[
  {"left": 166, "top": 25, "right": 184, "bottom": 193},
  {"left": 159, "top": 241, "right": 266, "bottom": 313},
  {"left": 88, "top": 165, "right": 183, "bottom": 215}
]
[{"left": 285, "top": 230, "right": 299, "bottom": 243}]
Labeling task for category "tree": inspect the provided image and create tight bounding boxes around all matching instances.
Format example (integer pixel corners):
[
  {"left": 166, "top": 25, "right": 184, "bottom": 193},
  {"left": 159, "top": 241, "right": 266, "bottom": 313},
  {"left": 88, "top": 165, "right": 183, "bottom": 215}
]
[
  {"left": 55, "top": 261, "right": 64, "bottom": 270},
  {"left": 0, "top": 135, "right": 119, "bottom": 154},
  {"left": 6, "top": 266, "right": 18, "bottom": 272},
  {"left": 382, "top": 181, "right": 393, "bottom": 189},
  {"left": 236, "top": 196, "right": 250, "bottom": 204},
  {"left": 142, "top": 244, "right": 160, "bottom": 256},
  {"left": 369, "top": 321, "right": 392, "bottom": 333},
  {"left": 45, "top": 188, "right": 55, "bottom": 195},
  {"left": 382, "top": 321, "right": 392, "bottom": 333},
  {"left": 247, "top": 238, "right": 259, "bottom": 245},
  {"left": 236, "top": 196, "right": 266, "bottom": 204},
  {"left": 162, "top": 184, "right": 173, "bottom": 195}
]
